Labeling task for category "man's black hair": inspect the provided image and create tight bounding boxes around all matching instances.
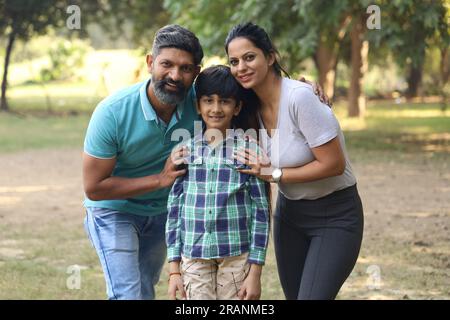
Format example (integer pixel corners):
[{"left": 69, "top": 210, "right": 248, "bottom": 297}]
[{"left": 152, "top": 24, "right": 203, "bottom": 65}]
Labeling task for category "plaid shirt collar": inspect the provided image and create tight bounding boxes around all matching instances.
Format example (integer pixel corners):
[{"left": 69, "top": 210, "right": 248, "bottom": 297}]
[{"left": 189, "top": 130, "right": 247, "bottom": 167}]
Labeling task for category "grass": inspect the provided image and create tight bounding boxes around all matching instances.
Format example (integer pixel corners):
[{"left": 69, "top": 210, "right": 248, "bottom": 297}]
[
  {"left": 7, "top": 82, "right": 104, "bottom": 114},
  {"left": 0, "top": 223, "right": 105, "bottom": 299},
  {"left": 0, "top": 113, "right": 90, "bottom": 153},
  {"left": 333, "top": 100, "right": 450, "bottom": 163}
]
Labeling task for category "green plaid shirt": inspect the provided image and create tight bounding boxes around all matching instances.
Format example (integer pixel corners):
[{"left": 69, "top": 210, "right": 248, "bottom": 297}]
[{"left": 166, "top": 131, "right": 270, "bottom": 265}]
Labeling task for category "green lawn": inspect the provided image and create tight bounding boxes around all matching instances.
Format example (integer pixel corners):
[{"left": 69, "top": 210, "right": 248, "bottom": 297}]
[
  {"left": 0, "top": 113, "right": 90, "bottom": 153},
  {"left": 334, "top": 101, "right": 449, "bottom": 162}
]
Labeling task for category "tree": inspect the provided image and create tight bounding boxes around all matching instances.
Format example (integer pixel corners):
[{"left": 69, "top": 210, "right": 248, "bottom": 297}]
[
  {"left": 0, "top": 1, "right": 55, "bottom": 110},
  {"left": 165, "top": 0, "right": 375, "bottom": 116},
  {"left": 373, "top": 0, "right": 449, "bottom": 99},
  {"left": 348, "top": 13, "right": 369, "bottom": 117},
  {"left": 0, "top": 0, "right": 112, "bottom": 111}
]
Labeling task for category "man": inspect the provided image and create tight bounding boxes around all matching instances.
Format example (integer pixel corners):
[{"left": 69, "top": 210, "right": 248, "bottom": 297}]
[{"left": 83, "top": 25, "right": 202, "bottom": 300}]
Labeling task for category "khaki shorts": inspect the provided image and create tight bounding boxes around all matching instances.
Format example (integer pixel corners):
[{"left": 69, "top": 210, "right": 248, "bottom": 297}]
[{"left": 180, "top": 253, "right": 250, "bottom": 300}]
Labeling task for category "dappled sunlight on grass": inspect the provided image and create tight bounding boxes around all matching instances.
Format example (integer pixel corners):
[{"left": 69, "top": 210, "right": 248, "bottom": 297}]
[
  {"left": 328, "top": 101, "right": 450, "bottom": 158},
  {"left": 369, "top": 109, "right": 449, "bottom": 118},
  {"left": 339, "top": 117, "right": 368, "bottom": 131}
]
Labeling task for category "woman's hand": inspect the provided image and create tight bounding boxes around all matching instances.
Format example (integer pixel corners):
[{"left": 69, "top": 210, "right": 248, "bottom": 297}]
[
  {"left": 299, "top": 76, "right": 332, "bottom": 107},
  {"left": 233, "top": 143, "right": 273, "bottom": 182}
]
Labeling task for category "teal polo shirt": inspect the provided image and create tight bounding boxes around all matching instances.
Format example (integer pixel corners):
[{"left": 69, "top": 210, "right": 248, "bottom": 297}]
[{"left": 84, "top": 78, "right": 199, "bottom": 216}]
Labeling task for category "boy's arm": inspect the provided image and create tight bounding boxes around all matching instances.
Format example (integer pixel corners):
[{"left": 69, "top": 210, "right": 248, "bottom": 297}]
[
  {"left": 238, "top": 175, "right": 269, "bottom": 300},
  {"left": 166, "top": 176, "right": 185, "bottom": 263},
  {"left": 247, "top": 174, "right": 270, "bottom": 265},
  {"left": 168, "top": 260, "right": 186, "bottom": 300},
  {"left": 238, "top": 263, "right": 262, "bottom": 300}
]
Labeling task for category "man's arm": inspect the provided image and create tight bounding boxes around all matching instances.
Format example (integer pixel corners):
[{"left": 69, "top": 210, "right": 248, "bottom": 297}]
[{"left": 82, "top": 149, "right": 187, "bottom": 201}]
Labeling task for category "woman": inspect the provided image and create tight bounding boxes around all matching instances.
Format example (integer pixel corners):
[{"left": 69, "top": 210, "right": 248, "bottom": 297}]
[{"left": 226, "top": 22, "right": 364, "bottom": 300}]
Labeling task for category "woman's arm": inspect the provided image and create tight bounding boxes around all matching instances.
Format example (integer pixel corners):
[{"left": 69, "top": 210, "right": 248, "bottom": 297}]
[
  {"left": 235, "top": 136, "right": 345, "bottom": 183},
  {"left": 280, "top": 136, "right": 345, "bottom": 184}
]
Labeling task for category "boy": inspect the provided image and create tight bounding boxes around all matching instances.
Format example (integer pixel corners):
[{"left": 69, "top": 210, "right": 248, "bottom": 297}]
[{"left": 166, "top": 65, "right": 270, "bottom": 300}]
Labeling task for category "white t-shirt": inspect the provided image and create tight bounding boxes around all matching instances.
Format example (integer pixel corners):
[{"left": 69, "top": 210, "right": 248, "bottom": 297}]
[{"left": 258, "top": 77, "right": 356, "bottom": 200}]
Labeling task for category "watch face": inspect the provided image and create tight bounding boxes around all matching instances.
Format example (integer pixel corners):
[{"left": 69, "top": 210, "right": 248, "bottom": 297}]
[{"left": 272, "top": 168, "right": 282, "bottom": 179}]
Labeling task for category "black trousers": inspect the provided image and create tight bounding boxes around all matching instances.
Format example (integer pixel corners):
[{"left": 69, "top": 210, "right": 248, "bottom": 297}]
[{"left": 273, "top": 184, "right": 364, "bottom": 300}]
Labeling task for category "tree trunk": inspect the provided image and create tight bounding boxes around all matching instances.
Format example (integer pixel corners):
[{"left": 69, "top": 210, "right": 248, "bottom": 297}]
[
  {"left": 1, "top": 31, "right": 16, "bottom": 112},
  {"left": 405, "top": 65, "right": 423, "bottom": 99},
  {"left": 313, "top": 16, "right": 352, "bottom": 100},
  {"left": 440, "top": 47, "right": 449, "bottom": 86},
  {"left": 440, "top": 47, "right": 449, "bottom": 111},
  {"left": 314, "top": 40, "right": 338, "bottom": 99},
  {"left": 348, "top": 17, "right": 368, "bottom": 118}
]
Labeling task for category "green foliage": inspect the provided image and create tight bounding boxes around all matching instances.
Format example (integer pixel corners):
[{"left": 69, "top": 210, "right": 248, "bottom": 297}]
[
  {"left": 0, "top": 0, "right": 117, "bottom": 110},
  {"left": 39, "top": 40, "right": 89, "bottom": 82},
  {"left": 163, "top": 0, "right": 374, "bottom": 69},
  {"left": 0, "top": 0, "right": 65, "bottom": 40},
  {"left": 370, "top": 0, "right": 449, "bottom": 69},
  {"left": 163, "top": 0, "right": 448, "bottom": 83}
]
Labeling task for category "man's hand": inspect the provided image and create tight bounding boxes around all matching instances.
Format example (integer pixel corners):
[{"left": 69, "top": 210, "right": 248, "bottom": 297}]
[
  {"left": 158, "top": 145, "right": 189, "bottom": 188},
  {"left": 299, "top": 76, "right": 332, "bottom": 107}
]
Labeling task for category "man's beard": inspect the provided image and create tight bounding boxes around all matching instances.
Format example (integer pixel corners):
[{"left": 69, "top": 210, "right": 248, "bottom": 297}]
[{"left": 153, "top": 77, "right": 188, "bottom": 106}]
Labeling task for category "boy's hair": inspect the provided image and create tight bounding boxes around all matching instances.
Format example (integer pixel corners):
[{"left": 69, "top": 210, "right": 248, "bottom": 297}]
[
  {"left": 152, "top": 24, "right": 203, "bottom": 65},
  {"left": 194, "top": 65, "right": 243, "bottom": 104}
]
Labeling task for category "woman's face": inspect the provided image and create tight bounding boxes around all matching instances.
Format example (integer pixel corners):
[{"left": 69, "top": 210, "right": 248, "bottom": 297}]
[{"left": 227, "top": 37, "right": 274, "bottom": 89}]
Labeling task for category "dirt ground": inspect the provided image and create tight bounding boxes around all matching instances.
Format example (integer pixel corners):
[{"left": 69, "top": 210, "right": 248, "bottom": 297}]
[{"left": 0, "top": 148, "right": 449, "bottom": 299}]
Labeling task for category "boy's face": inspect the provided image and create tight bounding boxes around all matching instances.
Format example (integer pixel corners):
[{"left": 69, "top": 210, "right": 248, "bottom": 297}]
[{"left": 197, "top": 94, "right": 241, "bottom": 134}]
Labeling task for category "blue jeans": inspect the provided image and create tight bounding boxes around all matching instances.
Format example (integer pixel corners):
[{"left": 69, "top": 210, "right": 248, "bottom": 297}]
[{"left": 84, "top": 207, "right": 167, "bottom": 300}]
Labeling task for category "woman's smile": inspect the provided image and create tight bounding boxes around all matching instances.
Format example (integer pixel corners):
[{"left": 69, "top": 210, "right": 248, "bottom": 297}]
[{"left": 237, "top": 73, "right": 254, "bottom": 83}]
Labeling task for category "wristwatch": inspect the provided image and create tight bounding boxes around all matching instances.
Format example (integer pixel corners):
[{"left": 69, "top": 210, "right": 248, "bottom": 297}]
[{"left": 271, "top": 168, "right": 283, "bottom": 183}]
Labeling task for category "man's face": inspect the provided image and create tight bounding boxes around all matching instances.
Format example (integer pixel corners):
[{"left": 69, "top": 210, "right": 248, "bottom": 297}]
[{"left": 147, "top": 48, "right": 200, "bottom": 106}]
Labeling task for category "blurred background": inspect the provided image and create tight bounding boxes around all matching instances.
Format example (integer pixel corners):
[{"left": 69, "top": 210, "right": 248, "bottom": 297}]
[{"left": 0, "top": 0, "right": 449, "bottom": 299}]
